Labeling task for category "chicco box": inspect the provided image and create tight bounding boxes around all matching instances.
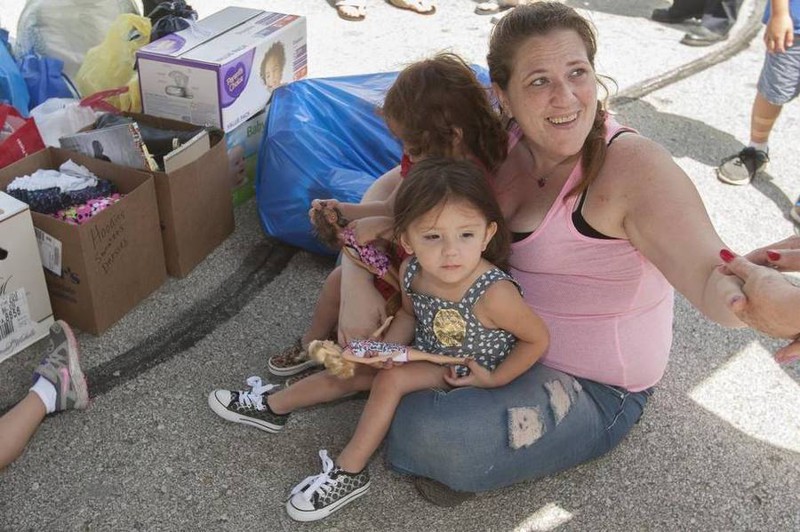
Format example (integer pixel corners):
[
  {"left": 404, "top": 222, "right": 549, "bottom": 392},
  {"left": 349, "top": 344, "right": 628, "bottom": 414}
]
[
  {"left": 0, "top": 192, "right": 54, "bottom": 363},
  {"left": 136, "top": 7, "right": 307, "bottom": 132}
]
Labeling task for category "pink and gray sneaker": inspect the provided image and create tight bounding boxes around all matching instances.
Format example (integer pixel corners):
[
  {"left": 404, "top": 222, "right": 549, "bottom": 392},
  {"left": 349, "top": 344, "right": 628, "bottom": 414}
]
[{"left": 32, "top": 320, "right": 89, "bottom": 412}]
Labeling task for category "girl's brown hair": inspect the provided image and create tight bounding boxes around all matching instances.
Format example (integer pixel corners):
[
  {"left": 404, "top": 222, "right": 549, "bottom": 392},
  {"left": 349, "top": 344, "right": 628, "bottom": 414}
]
[
  {"left": 393, "top": 158, "right": 511, "bottom": 271},
  {"left": 382, "top": 53, "right": 508, "bottom": 173},
  {"left": 487, "top": 2, "right": 610, "bottom": 197}
]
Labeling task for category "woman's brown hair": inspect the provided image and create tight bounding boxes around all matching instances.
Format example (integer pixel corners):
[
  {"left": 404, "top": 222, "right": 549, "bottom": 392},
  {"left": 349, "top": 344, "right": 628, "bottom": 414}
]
[
  {"left": 487, "top": 2, "right": 610, "bottom": 197},
  {"left": 393, "top": 158, "right": 511, "bottom": 271},
  {"left": 382, "top": 53, "right": 508, "bottom": 173}
]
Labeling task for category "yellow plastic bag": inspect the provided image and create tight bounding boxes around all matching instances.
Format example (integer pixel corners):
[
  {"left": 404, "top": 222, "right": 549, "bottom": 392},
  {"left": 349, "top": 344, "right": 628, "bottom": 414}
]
[{"left": 75, "top": 14, "right": 151, "bottom": 112}]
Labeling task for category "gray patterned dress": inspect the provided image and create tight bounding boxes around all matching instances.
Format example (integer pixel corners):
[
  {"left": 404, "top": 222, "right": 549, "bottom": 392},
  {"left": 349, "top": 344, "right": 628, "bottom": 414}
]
[{"left": 403, "top": 257, "right": 521, "bottom": 377}]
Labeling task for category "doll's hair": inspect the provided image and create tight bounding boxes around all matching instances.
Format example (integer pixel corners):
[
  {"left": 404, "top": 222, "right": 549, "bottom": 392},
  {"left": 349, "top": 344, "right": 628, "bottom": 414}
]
[
  {"left": 311, "top": 203, "right": 349, "bottom": 249},
  {"left": 393, "top": 157, "right": 511, "bottom": 271},
  {"left": 381, "top": 52, "right": 507, "bottom": 172},
  {"left": 308, "top": 340, "right": 355, "bottom": 379}
]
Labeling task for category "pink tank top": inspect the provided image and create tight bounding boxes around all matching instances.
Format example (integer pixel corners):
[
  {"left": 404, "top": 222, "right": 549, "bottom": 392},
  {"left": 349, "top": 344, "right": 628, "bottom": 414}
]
[{"left": 509, "top": 119, "right": 674, "bottom": 391}]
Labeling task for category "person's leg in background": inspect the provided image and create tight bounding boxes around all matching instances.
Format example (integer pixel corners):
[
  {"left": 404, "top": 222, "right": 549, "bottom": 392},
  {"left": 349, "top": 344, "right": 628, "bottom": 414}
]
[
  {"left": 0, "top": 393, "right": 47, "bottom": 470},
  {"left": 651, "top": 0, "right": 704, "bottom": 23},
  {"left": 0, "top": 320, "right": 89, "bottom": 471},
  {"left": 681, "top": 0, "right": 741, "bottom": 45},
  {"left": 718, "top": 36, "right": 800, "bottom": 186}
]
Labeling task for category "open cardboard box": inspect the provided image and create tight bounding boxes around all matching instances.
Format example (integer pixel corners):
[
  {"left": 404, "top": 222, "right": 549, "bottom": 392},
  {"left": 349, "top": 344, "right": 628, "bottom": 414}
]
[
  {"left": 123, "top": 113, "right": 235, "bottom": 278},
  {"left": 0, "top": 149, "right": 167, "bottom": 335}
]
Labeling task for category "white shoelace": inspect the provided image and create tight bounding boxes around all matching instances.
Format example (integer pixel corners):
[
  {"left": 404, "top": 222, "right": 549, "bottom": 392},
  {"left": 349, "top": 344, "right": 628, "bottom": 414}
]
[
  {"left": 237, "top": 376, "right": 278, "bottom": 411},
  {"left": 290, "top": 450, "right": 338, "bottom": 502}
]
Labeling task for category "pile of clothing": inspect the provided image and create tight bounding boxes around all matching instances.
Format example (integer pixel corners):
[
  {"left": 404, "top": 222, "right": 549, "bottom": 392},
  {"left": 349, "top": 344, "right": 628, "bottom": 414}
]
[{"left": 6, "top": 159, "right": 123, "bottom": 224}]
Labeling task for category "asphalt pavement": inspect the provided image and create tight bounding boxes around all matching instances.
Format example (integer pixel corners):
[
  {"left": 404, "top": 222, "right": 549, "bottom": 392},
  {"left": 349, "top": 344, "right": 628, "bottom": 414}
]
[{"left": 1, "top": 0, "right": 799, "bottom": 530}]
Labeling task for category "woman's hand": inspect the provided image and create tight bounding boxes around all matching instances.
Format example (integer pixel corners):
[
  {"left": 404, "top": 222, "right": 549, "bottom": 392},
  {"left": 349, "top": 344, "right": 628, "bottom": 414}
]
[
  {"left": 737, "top": 235, "right": 800, "bottom": 272},
  {"left": 720, "top": 249, "right": 800, "bottom": 349},
  {"left": 443, "top": 359, "right": 497, "bottom": 388}
]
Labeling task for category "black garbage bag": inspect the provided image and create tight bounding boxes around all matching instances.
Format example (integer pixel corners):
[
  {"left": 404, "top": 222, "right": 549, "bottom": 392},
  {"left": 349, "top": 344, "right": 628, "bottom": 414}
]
[{"left": 146, "top": 1, "right": 198, "bottom": 42}]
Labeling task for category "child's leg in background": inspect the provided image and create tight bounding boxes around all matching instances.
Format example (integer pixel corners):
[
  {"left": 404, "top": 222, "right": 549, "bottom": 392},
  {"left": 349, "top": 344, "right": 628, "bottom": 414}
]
[
  {"left": 0, "top": 393, "right": 46, "bottom": 470},
  {"left": 336, "top": 362, "right": 447, "bottom": 473},
  {"left": 300, "top": 266, "right": 341, "bottom": 347},
  {"left": 268, "top": 364, "right": 377, "bottom": 415},
  {"left": 749, "top": 92, "right": 783, "bottom": 147}
]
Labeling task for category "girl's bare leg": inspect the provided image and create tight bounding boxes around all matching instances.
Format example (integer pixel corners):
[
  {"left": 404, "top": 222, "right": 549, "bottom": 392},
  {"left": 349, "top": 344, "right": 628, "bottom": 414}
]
[
  {"left": 268, "top": 365, "right": 377, "bottom": 414},
  {"left": 336, "top": 362, "right": 447, "bottom": 473},
  {"left": 0, "top": 393, "right": 47, "bottom": 470},
  {"left": 301, "top": 266, "right": 341, "bottom": 347}
]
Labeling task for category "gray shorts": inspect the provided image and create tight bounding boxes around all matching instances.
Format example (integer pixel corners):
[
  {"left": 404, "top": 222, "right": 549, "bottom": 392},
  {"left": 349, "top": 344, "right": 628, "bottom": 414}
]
[{"left": 757, "top": 35, "right": 800, "bottom": 105}]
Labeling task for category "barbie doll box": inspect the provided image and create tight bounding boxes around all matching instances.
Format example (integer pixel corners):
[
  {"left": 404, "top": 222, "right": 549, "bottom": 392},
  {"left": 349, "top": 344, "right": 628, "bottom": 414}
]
[
  {"left": 136, "top": 6, "right": 307, "bottom": 132},
  {"left": 0, "top": 149, "right": 167, "bottom": 335},
  {"left": 0, "top": 193, "right": 54, "bottom": 363}
]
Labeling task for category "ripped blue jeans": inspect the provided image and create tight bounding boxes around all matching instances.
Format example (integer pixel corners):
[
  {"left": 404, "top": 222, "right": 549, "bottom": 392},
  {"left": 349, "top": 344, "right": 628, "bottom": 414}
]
[{"left": 386, "top": 363, "right": 652, "bottom": 492}]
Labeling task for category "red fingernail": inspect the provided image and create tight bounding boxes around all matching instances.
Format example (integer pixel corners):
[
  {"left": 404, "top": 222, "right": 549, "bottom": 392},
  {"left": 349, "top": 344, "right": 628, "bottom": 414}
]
[
  {"left": 719, "top": 249, "right": 735, "bottom": 263},
  {"left": 767, "top": 250, "right": 781, "bottom": 261}
]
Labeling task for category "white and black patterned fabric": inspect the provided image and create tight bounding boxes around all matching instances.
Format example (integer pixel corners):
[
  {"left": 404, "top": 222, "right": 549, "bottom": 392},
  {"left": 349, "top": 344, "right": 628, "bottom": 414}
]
[{"left": 403, "top": 257, "right": 520, "bottom": 376}]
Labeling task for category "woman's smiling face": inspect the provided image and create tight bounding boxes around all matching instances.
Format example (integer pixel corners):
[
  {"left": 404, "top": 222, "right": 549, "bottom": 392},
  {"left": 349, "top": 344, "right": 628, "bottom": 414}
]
[{"left": 496, "top": 29, "right": 597, "bottom": 162}]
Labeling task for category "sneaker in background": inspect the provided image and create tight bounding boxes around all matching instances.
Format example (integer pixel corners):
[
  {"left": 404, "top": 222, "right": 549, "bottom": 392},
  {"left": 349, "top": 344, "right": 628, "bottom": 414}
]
[
  {"left": 267, "top": 339, "right": 320, "bottom": 376},
  {"left": 32, "top": 320, "right": 89, "bottom": 412},
  {"left": 207, "top": 376, "right": 288, "bottom": 433},
  {"left": 717, "top": 147, "right": 769, "bottom": 185},
  {"left": 286, "top": 449, "right": 371, "bottom": 522}
]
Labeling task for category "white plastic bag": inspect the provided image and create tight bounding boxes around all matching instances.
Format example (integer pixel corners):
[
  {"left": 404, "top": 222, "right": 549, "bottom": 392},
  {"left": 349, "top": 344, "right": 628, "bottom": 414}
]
[
  {"left": 15, "top": 0, "right": 139, "bottom": 85},
  {"left": 29, "top": 88, "right": 126, "bottom": 147}
]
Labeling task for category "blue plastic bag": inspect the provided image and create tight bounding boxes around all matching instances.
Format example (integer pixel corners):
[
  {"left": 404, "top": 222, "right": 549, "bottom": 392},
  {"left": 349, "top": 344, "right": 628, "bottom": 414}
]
[
  {"left": 18, "top": 53, "right": 74, "bottom": 109},
  {"left": 0, "top": 29, "right": 30, "bottom": 115},
  {"left": 256, "top": 67, "right": 491, "bottom": 255},
  {"left": 256, "top": 72, "right": 403, "bottom": 255}
]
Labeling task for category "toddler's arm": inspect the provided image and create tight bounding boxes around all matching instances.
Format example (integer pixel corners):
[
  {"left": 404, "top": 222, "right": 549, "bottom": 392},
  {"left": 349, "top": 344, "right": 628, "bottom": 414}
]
[{"left": 446, "top": 279, "right": 549, "bottom": 388}]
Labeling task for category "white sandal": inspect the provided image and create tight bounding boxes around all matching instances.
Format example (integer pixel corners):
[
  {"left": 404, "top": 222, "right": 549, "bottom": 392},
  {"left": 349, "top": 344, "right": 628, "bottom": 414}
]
[{"left": 335, "top": 0, "right": 367, "bottom": 21}]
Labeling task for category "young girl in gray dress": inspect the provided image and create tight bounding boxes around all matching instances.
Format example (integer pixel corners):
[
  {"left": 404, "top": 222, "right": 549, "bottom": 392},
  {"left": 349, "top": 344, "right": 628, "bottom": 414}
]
[
  {"left": 209, "top": 157, "right": 549, "bottom": 521},
  {"left": 283, "top": 157, "right": 549, "bottom": 521}
]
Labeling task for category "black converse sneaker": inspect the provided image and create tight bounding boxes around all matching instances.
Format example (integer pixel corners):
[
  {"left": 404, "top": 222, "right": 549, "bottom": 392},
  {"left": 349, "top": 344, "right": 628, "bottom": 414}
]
[
  {"left": 207, "top": 376, "right": 288, "bottom": 433},
  {"left": 286, "top": 450, "right": 371, "bottom": 522}
]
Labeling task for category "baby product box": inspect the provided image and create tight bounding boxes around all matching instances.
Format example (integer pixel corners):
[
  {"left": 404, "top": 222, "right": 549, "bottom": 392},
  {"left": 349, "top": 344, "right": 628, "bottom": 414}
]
[
  {"left": 123, "top": 113, "right": 235, "bottom": 277},
  {"left": 225, "top": 110, "right": 266, "bottom": 206},
  {"left": 136, "top": 7, "right": 307, "bottom": 132},
  {"left": 0, "top": 149, "right": 167, "bottom": 335},
  {"left": 0, "top": 192, "right": 54, "bottom": 363}
]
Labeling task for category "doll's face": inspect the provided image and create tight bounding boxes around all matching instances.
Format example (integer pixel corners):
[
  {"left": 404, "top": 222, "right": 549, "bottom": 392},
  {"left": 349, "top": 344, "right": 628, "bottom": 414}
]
[
  {"left": 262, "top": 56, "right": 283, "bottom": 90},
  {"left": 227, "top": 146, "right": 246, "bottom": 188}
]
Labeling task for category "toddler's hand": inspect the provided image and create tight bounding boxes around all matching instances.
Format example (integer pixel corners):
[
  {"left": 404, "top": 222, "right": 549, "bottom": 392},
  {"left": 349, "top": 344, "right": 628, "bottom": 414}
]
[
  {"left": 443, "top": 358, "right": 496, "bottom": 388},
  {"left": 308, "top": 199, "right": 341, "bottom": 225}
]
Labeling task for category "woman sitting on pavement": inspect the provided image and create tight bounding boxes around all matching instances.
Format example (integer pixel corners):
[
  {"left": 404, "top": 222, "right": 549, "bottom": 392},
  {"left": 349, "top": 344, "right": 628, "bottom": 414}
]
[{"left": 334, "top": 2, "right": 800, "bottom": 504}]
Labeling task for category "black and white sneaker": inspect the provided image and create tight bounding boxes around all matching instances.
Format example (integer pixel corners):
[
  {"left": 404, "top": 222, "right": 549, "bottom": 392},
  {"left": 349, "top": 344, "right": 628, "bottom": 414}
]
[
  {"left": 207, "top": 376, "right": 288, "bottom": 433},
  {"left": 286, "top": 450, "right": 371, "bottom": 522}
]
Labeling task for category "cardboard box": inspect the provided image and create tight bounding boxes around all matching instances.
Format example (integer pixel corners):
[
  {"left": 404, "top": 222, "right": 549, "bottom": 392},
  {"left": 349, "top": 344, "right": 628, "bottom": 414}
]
[
  {"left": 0, "top": 149, "right": 167, "bottom": 335},
  {"left": 0, "top": 193, "right": 54, "bottom": 363},
  {"left": 225, "top": 110, "right": 266, "bottom": 206},
  {"left": 124, "top": 113, "right": 235, "bottom": 277},
  {"left": 137, "top": 7, "right": 307, "bottom": 132}
]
